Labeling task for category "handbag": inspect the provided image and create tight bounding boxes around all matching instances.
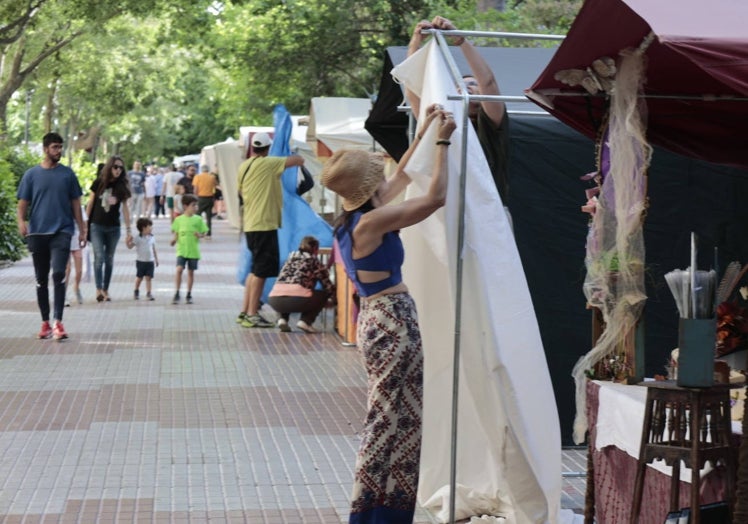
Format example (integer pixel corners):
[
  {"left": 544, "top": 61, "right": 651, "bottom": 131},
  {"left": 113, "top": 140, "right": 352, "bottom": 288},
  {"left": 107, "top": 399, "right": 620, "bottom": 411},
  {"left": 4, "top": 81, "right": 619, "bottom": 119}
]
[
  {"left": 296, "top": 164, "right": 315, "bottom": 196},
  {"left": 237, "top": 157, "right": 257, "bottom": 208}
]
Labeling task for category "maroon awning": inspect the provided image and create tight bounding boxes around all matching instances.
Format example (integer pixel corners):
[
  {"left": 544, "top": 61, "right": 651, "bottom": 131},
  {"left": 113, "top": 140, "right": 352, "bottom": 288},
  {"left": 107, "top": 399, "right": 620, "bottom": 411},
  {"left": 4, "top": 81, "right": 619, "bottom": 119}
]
[{"left": 527, "top": 0, "right": 748, "bottom": 168}]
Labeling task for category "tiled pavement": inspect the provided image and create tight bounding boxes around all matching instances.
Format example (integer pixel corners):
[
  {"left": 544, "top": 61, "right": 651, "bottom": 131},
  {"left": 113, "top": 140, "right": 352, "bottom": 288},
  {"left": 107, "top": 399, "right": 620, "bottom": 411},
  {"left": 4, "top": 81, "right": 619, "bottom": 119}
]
[{"left": 0, "top": 216, "right": 585, "bottom": 523}]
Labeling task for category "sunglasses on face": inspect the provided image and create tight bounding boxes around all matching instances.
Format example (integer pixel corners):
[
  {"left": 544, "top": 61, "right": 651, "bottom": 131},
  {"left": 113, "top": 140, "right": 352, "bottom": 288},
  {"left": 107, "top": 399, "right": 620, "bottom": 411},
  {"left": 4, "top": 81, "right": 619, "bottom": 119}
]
[{"left": 113, "top": 165, "right": 124, "bottom": 170}]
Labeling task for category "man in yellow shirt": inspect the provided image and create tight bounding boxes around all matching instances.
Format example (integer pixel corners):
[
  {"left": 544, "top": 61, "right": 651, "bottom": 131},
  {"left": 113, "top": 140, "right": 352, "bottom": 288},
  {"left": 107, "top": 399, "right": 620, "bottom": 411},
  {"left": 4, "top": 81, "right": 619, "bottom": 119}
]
[
  {"left": 192, "top": 165, "right": 218, "bottom": 236},
  {"left": 236, "top": 132, "right": 304, "bottom": 328}
]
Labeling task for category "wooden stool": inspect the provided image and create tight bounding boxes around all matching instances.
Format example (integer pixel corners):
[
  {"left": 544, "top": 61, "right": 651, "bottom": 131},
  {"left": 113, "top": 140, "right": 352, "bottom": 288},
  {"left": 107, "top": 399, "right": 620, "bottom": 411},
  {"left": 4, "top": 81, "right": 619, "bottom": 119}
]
[{"left": 630, "top": 381, "right": 735, "bottom": 523}]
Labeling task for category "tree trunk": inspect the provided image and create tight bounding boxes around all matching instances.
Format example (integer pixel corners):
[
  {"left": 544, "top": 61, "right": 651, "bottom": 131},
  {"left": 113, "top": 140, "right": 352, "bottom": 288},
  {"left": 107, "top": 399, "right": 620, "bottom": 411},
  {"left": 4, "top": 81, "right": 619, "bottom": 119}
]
[
  {"left": 0, "top": 94, "right": 9, "bottom": 142},
  {"left": 43, "top": 82, "right": 57, "bottom": 133}
]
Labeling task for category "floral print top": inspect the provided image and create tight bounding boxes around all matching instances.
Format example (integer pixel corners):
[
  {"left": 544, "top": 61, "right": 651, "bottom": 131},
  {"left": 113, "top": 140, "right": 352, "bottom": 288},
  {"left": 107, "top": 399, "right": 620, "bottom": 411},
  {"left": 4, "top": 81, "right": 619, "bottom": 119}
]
[{"left": 269, "top": 250, "right": 334, "bottom": 298}]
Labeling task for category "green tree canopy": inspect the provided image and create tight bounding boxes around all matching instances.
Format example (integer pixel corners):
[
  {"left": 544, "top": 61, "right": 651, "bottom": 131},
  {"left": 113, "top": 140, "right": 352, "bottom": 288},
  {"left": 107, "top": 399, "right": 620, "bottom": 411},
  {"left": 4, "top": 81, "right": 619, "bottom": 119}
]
[{"left": 1, "top": 0, "right": 581, "bottom": 160}]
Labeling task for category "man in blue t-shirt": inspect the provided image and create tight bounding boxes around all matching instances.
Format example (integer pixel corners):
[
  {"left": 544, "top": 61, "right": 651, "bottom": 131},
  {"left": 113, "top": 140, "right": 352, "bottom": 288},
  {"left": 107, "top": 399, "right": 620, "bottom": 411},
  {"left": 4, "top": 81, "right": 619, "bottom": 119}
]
[
  {"left": 128, "top": 160, "right": 146, "bottom": 218},
  {"left": 16, "top": 132, "right": 86, "bottom": 341}
]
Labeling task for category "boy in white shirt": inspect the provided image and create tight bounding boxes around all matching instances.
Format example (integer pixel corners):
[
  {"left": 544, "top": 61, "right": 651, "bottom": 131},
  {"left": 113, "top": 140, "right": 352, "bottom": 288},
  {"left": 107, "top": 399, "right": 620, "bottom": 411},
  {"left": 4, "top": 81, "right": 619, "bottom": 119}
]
[{"left": 127, "top": 217, "right": 159, "bottom": 300}]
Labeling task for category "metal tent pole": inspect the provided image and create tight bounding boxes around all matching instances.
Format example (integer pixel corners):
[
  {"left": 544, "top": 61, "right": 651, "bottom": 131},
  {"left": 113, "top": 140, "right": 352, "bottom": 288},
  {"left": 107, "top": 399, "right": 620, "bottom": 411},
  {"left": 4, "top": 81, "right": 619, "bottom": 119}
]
[
  {"left": 431, "top": 30, "right": 472, "bottom": 524},
  {"left": 438, "top": 28, "right": 565, "bottom": 41}
]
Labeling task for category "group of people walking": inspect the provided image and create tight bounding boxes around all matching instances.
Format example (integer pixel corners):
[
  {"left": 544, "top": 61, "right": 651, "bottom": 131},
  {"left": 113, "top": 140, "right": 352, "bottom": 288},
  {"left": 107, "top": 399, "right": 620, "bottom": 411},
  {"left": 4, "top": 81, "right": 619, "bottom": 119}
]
[
  {"left": 16, "top": 132, "right": 331, "bottom": 337},
  {"left": 15, "top": 138, "right": 216, "bottom": 334}
]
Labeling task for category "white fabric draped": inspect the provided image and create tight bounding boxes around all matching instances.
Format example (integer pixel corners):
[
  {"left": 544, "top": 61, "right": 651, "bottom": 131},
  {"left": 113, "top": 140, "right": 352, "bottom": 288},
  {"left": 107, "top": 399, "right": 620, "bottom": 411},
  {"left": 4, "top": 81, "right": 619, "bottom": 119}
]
[
  {"left": 201, "top": 140, "right": 245, "bottom": 229},
  {"left": 392, "top": 41, "right": 566, "bottom": 524}
]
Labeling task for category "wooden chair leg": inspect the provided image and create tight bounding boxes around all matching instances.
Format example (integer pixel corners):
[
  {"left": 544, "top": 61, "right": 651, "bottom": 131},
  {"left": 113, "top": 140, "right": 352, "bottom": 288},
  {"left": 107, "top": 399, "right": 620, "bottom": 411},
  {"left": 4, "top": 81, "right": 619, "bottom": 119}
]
[
  {"left": 670, "top": 461, "right": 681, "bottom": 514},
  {"left": 690, "top": 399, "right": 703, "bottom": 524},
  {"left": 630, "top": 393, "right": 657, "bottom": 524}
]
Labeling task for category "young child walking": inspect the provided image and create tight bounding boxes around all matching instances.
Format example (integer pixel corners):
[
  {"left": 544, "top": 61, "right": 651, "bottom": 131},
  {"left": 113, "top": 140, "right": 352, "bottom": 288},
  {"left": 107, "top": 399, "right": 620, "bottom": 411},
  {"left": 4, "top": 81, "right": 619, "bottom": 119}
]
[
  {"left": 64, "top": 203, "right": 88, "bottom": 306},
  {"left": 173, "top": 183, "right": 185, "bottom": 219},
  {"left": 170, "top": 194, "right": 208, "bottom": 305},
  {"left": 127, "top": 217, "right": 159, "bottom": 300}
]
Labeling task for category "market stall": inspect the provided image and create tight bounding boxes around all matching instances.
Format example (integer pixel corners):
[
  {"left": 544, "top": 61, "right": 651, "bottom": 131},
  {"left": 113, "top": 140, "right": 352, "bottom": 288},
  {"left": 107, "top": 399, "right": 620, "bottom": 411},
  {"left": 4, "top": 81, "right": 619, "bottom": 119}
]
[
  {"left": 526, "top": 0, "right": 748, "bottom": 519},
  {"left": 585, "top": 380, "right": 739, "bottom": 522}
]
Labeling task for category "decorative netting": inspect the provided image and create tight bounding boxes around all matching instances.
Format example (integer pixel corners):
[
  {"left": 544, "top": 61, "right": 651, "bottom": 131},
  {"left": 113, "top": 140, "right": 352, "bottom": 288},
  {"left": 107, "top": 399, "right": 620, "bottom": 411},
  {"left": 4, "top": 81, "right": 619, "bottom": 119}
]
[{"left": 571, "top": 47, "right": 653, "bottom": 444}]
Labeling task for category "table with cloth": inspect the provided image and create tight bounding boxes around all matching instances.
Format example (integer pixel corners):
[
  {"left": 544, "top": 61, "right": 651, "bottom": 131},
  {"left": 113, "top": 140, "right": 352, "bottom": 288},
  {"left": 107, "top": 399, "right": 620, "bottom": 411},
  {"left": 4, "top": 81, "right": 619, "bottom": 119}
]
[{"left": 584, "top": 380, "right": 742, "bottom": 523}]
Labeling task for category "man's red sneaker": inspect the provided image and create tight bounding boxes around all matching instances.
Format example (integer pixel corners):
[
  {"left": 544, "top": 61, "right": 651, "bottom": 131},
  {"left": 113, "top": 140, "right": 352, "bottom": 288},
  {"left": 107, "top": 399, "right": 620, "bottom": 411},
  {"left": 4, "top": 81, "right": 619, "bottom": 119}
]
[
  {"left": 52, "top": 322, "right": 68, "bottom": 340},
  {"left": 37, "top": 321, "right": 52, "bottom": 339}
]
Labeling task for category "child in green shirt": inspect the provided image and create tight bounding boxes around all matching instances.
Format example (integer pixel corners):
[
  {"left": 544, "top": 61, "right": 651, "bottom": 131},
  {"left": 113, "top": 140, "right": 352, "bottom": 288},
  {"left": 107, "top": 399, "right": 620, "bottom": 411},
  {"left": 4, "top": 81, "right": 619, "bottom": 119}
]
[{"left": 170, "top": 194, "right": 208, "bottom": 304}]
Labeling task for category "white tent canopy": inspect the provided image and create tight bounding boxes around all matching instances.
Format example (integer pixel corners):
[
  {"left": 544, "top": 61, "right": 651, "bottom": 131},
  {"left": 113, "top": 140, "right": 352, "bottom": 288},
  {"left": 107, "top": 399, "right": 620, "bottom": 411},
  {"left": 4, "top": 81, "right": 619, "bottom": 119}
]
[
  {"left": 307, "top": 97, "right": 383, "bottom": 155},
  {"left": 289, "top": 116, "right": 333, "bottom": 215},
  {"left": 201, "top": 138, "right": 245, "bottom": 229},
  {"left": 305, "top": 97, "right": 385, "bottom": 215},
  {"left": 172, "top": 153, "right": 200, "bottom": 169},
  {"left": 393, "top": 41, "right": 569, "bottom": 524}
]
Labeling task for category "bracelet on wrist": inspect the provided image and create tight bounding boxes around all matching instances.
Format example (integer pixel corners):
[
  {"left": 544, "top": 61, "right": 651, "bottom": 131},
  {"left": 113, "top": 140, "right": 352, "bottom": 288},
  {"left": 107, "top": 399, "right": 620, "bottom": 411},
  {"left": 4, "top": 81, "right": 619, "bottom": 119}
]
[{"left": 436, "top": 139, "right": 451, "bottom": 146}]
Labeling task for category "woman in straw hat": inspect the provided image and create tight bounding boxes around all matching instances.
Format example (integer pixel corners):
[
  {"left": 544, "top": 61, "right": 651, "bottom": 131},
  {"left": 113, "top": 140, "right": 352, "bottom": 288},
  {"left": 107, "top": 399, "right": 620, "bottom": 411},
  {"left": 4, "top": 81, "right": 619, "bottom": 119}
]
[{"left": 322, "top": 105, "right": 455, "bottom": 524}]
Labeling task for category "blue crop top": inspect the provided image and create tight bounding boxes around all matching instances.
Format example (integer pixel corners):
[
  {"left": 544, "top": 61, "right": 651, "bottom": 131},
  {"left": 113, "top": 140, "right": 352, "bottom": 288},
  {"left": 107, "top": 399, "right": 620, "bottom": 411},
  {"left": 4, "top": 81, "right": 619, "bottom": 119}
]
[{"left": 335, "top": 212, "right": 404, "bottom": 297}]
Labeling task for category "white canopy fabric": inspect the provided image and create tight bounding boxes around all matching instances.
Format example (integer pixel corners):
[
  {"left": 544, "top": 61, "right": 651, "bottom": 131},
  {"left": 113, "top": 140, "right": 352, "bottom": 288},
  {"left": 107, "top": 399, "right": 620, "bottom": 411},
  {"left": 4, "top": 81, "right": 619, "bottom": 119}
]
[
  {"left": 307, "top": 97, "right": 382, "bottom": 154},
  {"left": 290, "top": 116, "right": 334, "bottom": 215},
  {"left": 201, "top": 139, "right": 245, "bottom": 229},
  {"left": 172, "top": 153, "right": 200, "bottom": 168},
  {"left": 392, "top": 41, "right": 565, "bottom": 524}
]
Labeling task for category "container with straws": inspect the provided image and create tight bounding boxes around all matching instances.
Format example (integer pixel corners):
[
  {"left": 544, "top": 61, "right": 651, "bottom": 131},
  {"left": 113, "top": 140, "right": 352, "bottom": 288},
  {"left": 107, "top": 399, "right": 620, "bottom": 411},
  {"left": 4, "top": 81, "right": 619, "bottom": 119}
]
[{"left": 665, "top": 233, "right": 717, "bottom": 387}]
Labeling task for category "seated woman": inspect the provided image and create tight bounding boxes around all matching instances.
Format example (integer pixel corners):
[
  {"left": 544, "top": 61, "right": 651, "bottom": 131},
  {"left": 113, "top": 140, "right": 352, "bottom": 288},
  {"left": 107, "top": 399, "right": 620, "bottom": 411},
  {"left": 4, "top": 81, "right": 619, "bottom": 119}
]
[{"left": 268, "top": 236, "right": 335, "bottom": 333}]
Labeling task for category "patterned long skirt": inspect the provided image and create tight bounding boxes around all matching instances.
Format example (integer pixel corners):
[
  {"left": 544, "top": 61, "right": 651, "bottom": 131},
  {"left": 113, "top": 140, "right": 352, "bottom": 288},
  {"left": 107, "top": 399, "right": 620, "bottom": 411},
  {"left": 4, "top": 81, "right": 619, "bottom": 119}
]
[{"left": 349, "top": 292, "right": 424, "bottom": 524}]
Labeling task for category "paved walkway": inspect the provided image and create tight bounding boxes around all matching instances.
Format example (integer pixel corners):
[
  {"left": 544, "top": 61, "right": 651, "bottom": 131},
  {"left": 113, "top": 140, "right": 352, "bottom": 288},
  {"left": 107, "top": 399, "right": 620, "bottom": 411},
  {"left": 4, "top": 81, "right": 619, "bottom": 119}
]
[{"left": 0, "top": 216, "right": 585, "bottom": 523}]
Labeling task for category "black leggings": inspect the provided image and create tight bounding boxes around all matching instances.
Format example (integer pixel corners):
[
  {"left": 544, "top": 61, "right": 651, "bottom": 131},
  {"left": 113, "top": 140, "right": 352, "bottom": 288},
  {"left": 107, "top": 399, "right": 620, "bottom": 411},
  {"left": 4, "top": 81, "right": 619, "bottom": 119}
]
[
  {"left": 267, "top": 291, "right": 329, "bottom": 324},
  {"left": 197, "top": 196, "right": 214, "bottom": 234},
  {"left": 27, "top": 232, "right": 71, "bottom": 322}
]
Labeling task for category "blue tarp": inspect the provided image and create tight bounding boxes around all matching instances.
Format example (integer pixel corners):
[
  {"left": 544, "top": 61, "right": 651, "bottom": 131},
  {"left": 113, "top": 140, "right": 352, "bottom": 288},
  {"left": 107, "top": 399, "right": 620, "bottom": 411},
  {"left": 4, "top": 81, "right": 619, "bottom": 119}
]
[{"left": 236, "top": 104, "right": 333, "bottom": 301}]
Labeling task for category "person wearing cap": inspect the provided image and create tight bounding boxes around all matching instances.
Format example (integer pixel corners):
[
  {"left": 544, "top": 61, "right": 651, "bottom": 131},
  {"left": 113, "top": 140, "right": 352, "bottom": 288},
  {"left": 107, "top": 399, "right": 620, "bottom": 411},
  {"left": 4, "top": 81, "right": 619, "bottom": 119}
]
[
  {"left": 236, "top": 131, "right": 305, "bottom": 328},
  {"left": 407, "top": 15, "right": 509, "bottom": 204},
  {"left": 321, "top": 106, "right": 455, "bottom": 523},
  {"left": 192, "top": 164, "right": 218, "bottom": 236}
]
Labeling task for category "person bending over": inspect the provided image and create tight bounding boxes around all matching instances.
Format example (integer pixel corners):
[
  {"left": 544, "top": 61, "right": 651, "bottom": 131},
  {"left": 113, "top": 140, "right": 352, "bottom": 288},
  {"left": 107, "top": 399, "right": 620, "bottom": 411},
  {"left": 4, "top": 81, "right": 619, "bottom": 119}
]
[{"left": 267, "top": 236, "right": 335, "bottom": 334}]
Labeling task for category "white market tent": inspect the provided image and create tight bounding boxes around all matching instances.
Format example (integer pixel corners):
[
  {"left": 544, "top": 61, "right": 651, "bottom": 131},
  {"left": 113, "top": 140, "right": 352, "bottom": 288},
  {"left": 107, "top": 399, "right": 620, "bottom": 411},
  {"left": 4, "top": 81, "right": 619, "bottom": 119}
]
[
  {"left": 305, "top": 97, "right": 385, "bottom": 215},
  {"left": 172, "top": 153, "right": 200, "bottom": 168},
  {"left": 306, "top": 97, "right": 383, "bottom": 156},
  {"left": 200, "top": 138, "right": 245, "bottom": 229},
  {"left": 289, "top": 116, "right": 332, "bottom": 215}
]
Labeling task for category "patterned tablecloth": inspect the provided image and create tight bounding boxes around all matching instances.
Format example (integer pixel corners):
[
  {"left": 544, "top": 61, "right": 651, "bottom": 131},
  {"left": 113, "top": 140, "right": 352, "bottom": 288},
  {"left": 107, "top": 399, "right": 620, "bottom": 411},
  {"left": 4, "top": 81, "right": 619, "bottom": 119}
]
[{"left": 585, "top": 380, "right": 737, "bottom": 523}]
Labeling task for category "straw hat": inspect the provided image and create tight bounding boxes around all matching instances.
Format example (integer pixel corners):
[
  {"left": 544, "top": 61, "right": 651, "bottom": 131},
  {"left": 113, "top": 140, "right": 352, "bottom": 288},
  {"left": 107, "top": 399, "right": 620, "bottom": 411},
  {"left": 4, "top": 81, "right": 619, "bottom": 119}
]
[{"left": 321, "top": 150, "right": 385, "bottom": 211}]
